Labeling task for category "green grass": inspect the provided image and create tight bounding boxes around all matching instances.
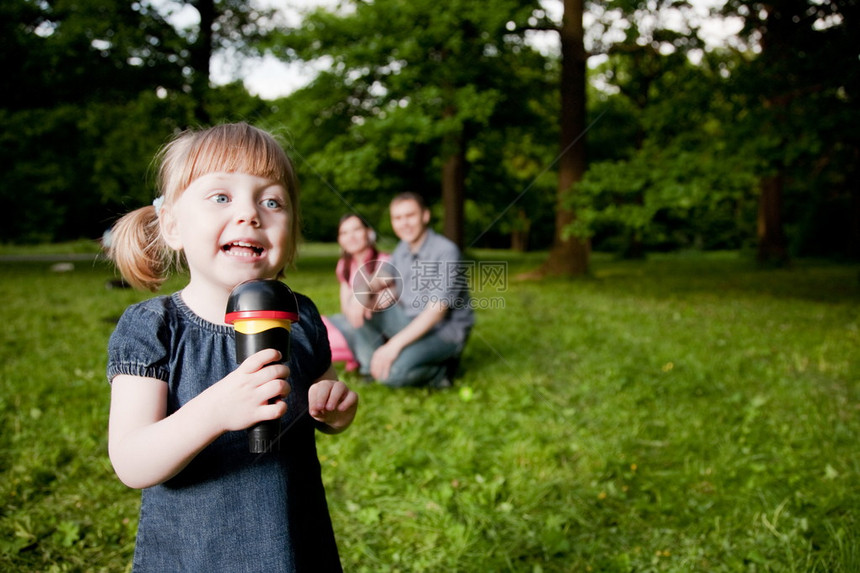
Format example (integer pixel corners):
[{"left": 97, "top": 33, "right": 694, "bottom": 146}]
[
  {"left": 1, "top": 249, "right": 858, "bottom": 572},
  {"left": 0, "top": 239, "right": 104, "bottom": 256}
]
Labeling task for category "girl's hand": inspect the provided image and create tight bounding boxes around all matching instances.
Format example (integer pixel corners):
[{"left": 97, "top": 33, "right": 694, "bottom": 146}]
[
  {"left": 207, "top": 348, "right": 290, "bottom": 434},
  {"left": 309, "top": 379, "right": 358, "bottom": 434}
]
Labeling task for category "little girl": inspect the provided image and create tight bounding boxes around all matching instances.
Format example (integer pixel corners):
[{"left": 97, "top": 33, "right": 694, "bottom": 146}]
[{"left": 106, "top": 122, "right": 358, "bottom": 572}]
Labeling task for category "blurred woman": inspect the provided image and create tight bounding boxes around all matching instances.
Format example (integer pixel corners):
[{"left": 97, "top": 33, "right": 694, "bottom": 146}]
[{"left": 323, "top": 214, "right": 390, "bottom": 371}]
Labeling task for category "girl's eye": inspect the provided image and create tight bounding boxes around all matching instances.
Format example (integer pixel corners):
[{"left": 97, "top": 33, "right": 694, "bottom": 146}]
[
  {"left": 262, "top": 198, "right": 282, "bottom": 209},
  {"left": 212, "top": 193, "right": 229, "bottom": 204}
]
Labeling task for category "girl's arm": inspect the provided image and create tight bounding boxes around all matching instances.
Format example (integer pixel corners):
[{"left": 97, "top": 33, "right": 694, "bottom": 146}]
[
  {"left": 308, "top": 365, "right": 359, "bottom": 434},
  {"left": 108, "top": 348, "right": 289, "bottom": 489}
]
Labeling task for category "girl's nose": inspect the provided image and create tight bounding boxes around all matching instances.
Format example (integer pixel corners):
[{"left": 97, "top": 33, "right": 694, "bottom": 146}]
[{"left": 234, "top": 199, "right": 260, "bottom": 227}]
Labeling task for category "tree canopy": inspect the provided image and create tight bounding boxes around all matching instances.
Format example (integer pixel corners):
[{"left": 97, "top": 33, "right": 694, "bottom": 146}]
[{"left": 2, "top": 0, "right": 857, "bottom": 263}]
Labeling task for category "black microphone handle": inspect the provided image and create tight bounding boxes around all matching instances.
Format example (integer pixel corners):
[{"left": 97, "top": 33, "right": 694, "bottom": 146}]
[{"left": 235, "top": 326, "right": 292, "bottom": 453}]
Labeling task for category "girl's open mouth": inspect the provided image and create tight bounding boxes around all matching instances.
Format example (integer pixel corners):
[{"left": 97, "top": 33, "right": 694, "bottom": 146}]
[{"left": 223, "top": 241, "right": 265, "bottom": 257}]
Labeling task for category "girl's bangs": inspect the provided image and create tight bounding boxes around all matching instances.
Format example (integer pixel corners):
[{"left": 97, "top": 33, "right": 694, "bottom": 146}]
[{"left": 179, "top": 126, "right": 292, "bottom": 192}]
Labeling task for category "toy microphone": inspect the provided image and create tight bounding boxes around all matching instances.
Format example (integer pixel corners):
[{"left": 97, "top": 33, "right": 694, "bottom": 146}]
[{"left": 225, "top": 279, "right": 299, "bottom": 453}]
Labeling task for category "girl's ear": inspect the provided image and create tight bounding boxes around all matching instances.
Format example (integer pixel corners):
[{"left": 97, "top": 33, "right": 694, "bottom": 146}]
[{"left": 159, "top": 205, "right": 183, "bottom": 251}]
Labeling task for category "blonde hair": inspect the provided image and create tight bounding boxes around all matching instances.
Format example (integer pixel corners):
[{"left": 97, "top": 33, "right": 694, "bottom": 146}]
[{"left": 109, "top": 123, "right": 301, "bottom": 291}]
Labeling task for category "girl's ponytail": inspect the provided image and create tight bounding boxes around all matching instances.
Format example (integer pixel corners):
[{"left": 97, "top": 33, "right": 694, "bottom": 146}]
[{"left": 108, "top": 204, "right": 174, "bottom": 291}]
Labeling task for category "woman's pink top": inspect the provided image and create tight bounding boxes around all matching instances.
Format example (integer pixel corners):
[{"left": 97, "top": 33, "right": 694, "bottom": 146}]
[{"left": 335, "top": 250, "right": 391, "bottom": 286}]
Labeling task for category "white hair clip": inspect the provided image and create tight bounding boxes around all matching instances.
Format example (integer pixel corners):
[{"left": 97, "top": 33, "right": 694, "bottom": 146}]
[{"left": 152, "top": 196, "right": 165, "bottom": 217}]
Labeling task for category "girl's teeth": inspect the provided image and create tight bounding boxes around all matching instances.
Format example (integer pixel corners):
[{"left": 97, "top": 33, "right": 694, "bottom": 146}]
[{"left": 225, "top": 242, "right": 263, "bottom": 256}]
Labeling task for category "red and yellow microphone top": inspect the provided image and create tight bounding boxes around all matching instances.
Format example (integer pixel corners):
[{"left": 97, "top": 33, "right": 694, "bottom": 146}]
[{"left": 225, "top": 279, "right": 300, "bottom": 331}]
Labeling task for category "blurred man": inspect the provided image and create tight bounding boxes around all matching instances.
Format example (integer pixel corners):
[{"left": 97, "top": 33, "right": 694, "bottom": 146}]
[{"left": 352, "top": 192, "right": 473, "bottom": 388}]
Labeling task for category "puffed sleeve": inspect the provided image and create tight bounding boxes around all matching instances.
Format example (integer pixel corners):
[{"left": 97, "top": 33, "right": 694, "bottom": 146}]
[
  {"left": 106, "top": 298, "right": 172, "bottom": 383},
  {"left": 295, "top": 293, "right": 332, "bottom": 381}
]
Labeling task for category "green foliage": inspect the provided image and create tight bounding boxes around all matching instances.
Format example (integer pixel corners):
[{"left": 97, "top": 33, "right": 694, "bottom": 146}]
[
  {"left": 88, "top": 92, "right": 196, "bottom": 206},
  {"left": 567, "top": 1, "right": 860, "bottom": 259},
  {"left": 1, "top": 250, "right": 858, "bottom": 571},
  {"left": 1, "top": 0, "right": 282, "bottom": 243},
  {"left": 572, "top": 140, "right": 759, "bottom": 251},
  {"left": 2, "top": 0, "right": 858, "bottom": 258},
  {"left": 0, "top": 87, "right": 251, "bottom": 243},
  {"left": 569, "top": 34, "right": 764, "bottom": 255},
  {"left": 266, "top": 0, "right": 556, "bottom": 243},
  {"left": 720, "top": 0, "right": 860, "bottom": 258}
]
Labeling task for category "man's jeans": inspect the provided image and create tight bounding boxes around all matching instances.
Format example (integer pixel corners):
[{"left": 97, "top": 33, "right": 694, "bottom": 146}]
[{"left": 352, "top": 304, "right": 460, "bottom": 387}]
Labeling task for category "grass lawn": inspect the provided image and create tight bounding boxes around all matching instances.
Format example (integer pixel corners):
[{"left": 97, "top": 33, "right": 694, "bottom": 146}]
[{"left": 0, "top": 246, "right": 857, "bottom": 572}]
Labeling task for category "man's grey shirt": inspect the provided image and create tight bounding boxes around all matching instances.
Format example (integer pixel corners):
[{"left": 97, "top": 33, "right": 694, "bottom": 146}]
[{"left": 390, "top": 229, "right": 474, "bottom": 346}]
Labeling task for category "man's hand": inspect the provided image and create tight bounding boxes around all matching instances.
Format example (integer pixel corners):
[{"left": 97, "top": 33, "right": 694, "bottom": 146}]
[{"left": 370, "top": 341, "right": 402, "bottom": 381}]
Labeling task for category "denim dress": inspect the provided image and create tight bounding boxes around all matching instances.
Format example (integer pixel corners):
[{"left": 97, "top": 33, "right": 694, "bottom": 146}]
[{"left": 107, "top": 292, "right": 342, "bottom": 573}]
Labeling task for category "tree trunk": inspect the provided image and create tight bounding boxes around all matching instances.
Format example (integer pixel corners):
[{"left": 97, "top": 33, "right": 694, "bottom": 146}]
[
  {"left": 756, "top": 173, "right": 789, "bottom": 266},
  {"left": 189, "top": 0, "right": 214, "bottom": 124},
  {"left": 439, "top": 90, "right": 467, "bottom": 249},
  {"left": 539, "top": 0, "right": 589, "bottom": 277},
  {"left": 753, "top": 4, "right": 792, "bottom": 267},
  {"left": 511, "top": 208, "right": 531, "bottom": 252},
  {"left": 851, "top": 159, "right": 860, "bottom": 259},
  {"left": 441, "top": 132, "right": 466, "bottom": 250}
]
